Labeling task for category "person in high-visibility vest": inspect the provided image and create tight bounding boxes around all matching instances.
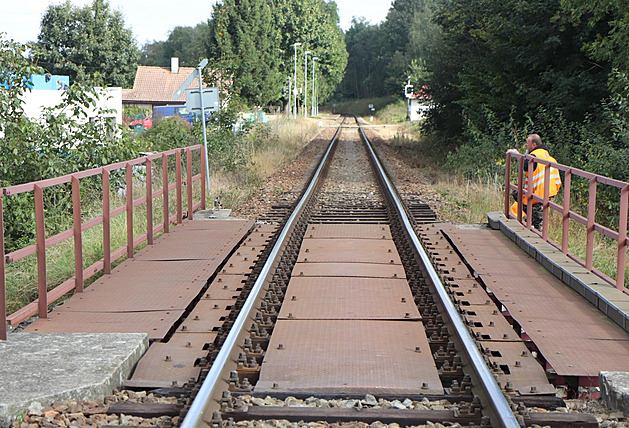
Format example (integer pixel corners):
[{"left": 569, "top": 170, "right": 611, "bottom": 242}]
[{"left": 507, "top": 134, "right": 562, "bottom": 229}]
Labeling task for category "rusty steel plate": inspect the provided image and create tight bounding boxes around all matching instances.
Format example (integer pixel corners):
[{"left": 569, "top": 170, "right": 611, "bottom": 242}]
[
  {"left": 297, "top": 239, "right": 402, "bottom": 265},
  {"left": 220, "top": 255, "right": 256, "bottom": 275},
  {"left": 96, "top": 258, "right": 215, "bottom": 284},
  {"left": 131, "top": 332, "right": 216, "bottom": 384},
  {"left": 255, "top": 320, "right": 443, "bottom": 395},
  {"left": 446, "top": 228, "right": 629, "bottom": 377},
  {"left": 179, "top": 219, "right": 254, "bottom": 231},
  {"left": 278, "top": 277, "right": 420, "bottom": 320},
  {"left": 304, "top": 224, "right": 392, "bottom": 240},
  {"left": 207, "top": 274, "right": 247, "bottom": 291},
  {"left": 177, "top": 299, "right": 232, "bottom": 333},
  {"left": 202, "top": 285, "right": 241, "bottom": 301},
  {"left": 463, "top": 308, "right": 521, "bottom": 342},
  {"left": 292, "top": 262, "right": 405, "bottom": 279},
  {"left": 57, "top": 281, "right": 202, "bottom": 312},
  {"left": 481, "top": 341, "right": 556, "bottom": 395},
  {"left": 451, "top": 287, "right": 495, "bottom": 306},
  {"left": 24, "top": 309, "right": 184, "bottom": 340},
  {"left": 135, "top": 220, "right": 253, "bottom": 261}
]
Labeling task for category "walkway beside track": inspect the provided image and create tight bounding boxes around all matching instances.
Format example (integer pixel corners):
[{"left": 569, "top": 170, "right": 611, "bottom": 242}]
[
  {"left": 420, "top": 214, "right": 629, "bottom": 382},
  {"left": 0, "top": 217, "right": 255, "bottom": 425}
]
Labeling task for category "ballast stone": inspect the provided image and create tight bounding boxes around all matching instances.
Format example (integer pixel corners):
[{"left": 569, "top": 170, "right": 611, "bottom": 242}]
[
  {"left": 600, "top": 371, "right": 629, "bottom": 416},
  {"left": 0, "top": 332, "right": 148, "bottom": 426}
]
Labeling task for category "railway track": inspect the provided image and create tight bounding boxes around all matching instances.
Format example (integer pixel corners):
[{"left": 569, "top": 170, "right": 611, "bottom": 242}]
[{"left": 171, "top": 118, "right": 598, "bottom": 428}]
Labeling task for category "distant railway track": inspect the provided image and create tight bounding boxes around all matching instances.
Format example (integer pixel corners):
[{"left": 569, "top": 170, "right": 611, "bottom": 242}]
[{"left": 174, "top": 117, "right": 598, "bottom": 428}]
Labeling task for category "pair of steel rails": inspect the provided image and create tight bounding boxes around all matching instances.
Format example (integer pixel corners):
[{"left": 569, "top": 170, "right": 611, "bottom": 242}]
[{"left": 180, "top": 119, "right": 520, "bottom": 428}]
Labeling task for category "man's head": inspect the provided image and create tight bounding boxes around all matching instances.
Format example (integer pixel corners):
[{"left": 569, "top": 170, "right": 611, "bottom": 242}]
[{"left": 525, "top": 134, "right": 542, "bottom": 152}]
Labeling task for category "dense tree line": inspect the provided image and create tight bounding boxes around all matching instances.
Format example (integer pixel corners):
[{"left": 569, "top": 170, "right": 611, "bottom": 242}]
[
  {"left": 208, "top": 0, "right": 347, "bottom": 108},
  {"left": 141, "top": 24, "right": 210, "bottom": 68},
  {"left": 342, "top": 0, "right": 629, "bottom": 188},
  {"left": 31, "top": 0, "right": 347, "bottom": 111}
]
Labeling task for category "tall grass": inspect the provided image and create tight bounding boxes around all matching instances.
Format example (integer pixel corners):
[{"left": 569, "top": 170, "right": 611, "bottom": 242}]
[{"left": 208, "top": 117, "right": 320, "bottom": 210}]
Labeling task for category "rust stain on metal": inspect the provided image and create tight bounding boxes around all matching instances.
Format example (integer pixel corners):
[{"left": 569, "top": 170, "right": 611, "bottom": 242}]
[
  {"left": 25, "top": 310, "right": 184, "bottom": 340},
  {"left": 464, "top": 309, "right": 522, "bottom": 342},
  {"left": 256, "top": 320, "right": 443, "bottom": 395},
  {"left": 278, "top": 277, "right": 421, "bottom": 320},
  {"left": 305, "top": 224, "right": 392, "bottom": 240},
  {"left": 292, "top": 262, "right": 405, "bottom": 278},
  {"left": 131, "top": 332, "right": 217, "bottom": 384},
  {"left": 481, "top": 341, "right": 556, "bottom": 395},
  {"left": 180, "top": 299, "right": 232, "bottom": 333},
  {"left": 297, "top": 239, "right": 402, "bottom": 265},
  {"left": 135, "top": 220, "right": 254, "bottom": 261}
]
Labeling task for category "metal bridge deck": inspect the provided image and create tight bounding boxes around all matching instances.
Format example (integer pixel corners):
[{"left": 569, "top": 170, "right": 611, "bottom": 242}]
[
  {"left": 25, "top": 219, "right": 255, "bottom": 340},
  {"left": 256, "top": 223, "right": 443, "bottom": 395},
  {"left": 442, "top": 226, "right": 629, "bottom": 378}
]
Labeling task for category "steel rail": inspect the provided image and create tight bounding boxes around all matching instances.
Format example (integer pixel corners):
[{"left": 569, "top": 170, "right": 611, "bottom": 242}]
[
  {"left": 356, "top": 122, "right": 520, "bottom": 428},
  {"left": 180, "top": 123, "right": 343, "bottom": 428}
]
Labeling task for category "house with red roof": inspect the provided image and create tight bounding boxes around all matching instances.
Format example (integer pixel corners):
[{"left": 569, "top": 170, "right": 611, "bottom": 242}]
[{"left": 122, "top": 58, "right": 205, "bottom": 111}]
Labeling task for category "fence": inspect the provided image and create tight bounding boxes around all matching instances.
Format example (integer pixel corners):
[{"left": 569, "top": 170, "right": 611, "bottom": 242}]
[
  {"left": 0, "top": 145, "right": 206, "bottom": 340},
  {"left": 504, "top": 152, "right": 628, "bottom": 292}
]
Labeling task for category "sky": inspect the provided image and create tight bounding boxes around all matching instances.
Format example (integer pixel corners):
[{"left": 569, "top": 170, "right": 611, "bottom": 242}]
[{"left": 1, "top": 1, "right": 392, "bottom": 46}]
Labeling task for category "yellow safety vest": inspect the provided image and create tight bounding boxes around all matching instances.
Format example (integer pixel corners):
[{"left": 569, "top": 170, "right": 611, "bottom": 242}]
[{"left": 510, "top": 148, "right": 561, "bottom": 216}]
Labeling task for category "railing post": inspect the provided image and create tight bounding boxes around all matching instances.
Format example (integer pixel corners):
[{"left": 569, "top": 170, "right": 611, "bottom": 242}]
[
  {"left": 201, "top": 146, "right": 207, "bottom": 210},
  {"left": 126, "top": 164, "right": 134, "bottom": 258},
  {"left": 71, "top": 176, "right": 84, "bottom": 292},
  {"left": 504, "top": 153, "right": 511, "bottom": 218},
  {"left": 617, "top": 185, "right": 628, "bottom": 291},
  {"left": 162, "top": 154, "right": 169, "bottom": 233},
  {"left": 526, "top": 157, "right": 534, "bottom": 229},
  {"left": 542, "top": 164, "right": 551, "bottom": 240},
  {"left": 586, "top": 177, "right": 597, "bottom": 270},
  {"left": 0, "top": 196, "right": 6, "bottom": 340},
  {"left": 34, "top": 185, "right": 48, "bottom": 318},
  {"left": 561, "top": 170, "right": 571, "bottom": 254},
  {"left": 103, "top": 169, "right": 111, "bottom": 274},
  {"left": 176, "top": 150, "right": 183, "bottom": 224},
  {"left": 187, "top": 149, "right": 193, "bottom": 220},
  {"left": 146, "top": 158, "right": 153, "bottom": 245},
  {"left": 517, "top": 157, "right": 524, "bottom": 223}
]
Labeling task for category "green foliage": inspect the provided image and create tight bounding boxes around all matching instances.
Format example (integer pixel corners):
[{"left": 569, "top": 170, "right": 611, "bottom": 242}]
[
  {"left": 141, "top": 23, "right": 210, "bottom": 67},
  {"left": 338, "top": 18, "right": 386, "bottom": 98},
  {"left": 208, "top": 0, "right": 347, "bottom": 109},
  {"left": 136, "top": 117, "right": 196, "bottom": 153},
  {"left": 1, "top": 36, "right": 141, "bottom": 251},
  {"left": 32, "top": 0, "right": 139, "bottom": 87}
]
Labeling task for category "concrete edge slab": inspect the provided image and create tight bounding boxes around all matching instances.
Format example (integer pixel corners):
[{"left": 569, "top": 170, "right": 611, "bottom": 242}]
[
  {"left": 487, "top": 212, "right": 629, "bottom": 334},
  {"left": 600, "top": 371, "right": 629, "bottom": 416},
  {"left": 0, "top": 332, "right": 148, "bottom": 426}
]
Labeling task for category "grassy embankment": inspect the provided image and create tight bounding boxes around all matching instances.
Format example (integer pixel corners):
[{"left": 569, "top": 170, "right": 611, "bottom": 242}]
[{"left": 4, "top": 117, "right": 320, "bottom": 318}]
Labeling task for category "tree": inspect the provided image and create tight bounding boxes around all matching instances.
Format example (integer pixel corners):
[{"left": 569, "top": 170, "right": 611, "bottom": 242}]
[
  {"left": 141, "top": 23, "right": 211, "bottom": 67},
  {"left": 210, "top": 0, "right": 285, "bottom": 106},
  {"left": 338, "top": 18, "right": 386, "bottom": 98},
  {"left": 208, "top": 0, "right": 347, "bottom": 108},
  {"left": 33, "top": 0, "right": 139, "bottom": 87}
]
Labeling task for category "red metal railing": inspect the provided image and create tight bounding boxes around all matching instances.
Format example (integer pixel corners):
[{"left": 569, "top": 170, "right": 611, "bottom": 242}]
[
  {"left": 0, "top": 145, "right": 207, "bottom": 340},
  {"left": 505, "top": 152, "right": 628, "bottom": 292}
]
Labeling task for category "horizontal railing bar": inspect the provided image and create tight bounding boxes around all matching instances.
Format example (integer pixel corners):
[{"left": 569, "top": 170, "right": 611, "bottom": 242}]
[
  {"left": 2, "top": 146, "right": 204, "bottom": 197},
  {"left": 509, "top": 154, "right": 628, "bottom": 189},
  {"left": 568, "top": 211, "right": 588, "bottom": 226}
]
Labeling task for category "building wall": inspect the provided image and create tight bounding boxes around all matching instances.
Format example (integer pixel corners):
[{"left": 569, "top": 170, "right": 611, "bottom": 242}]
[
  {"left": 409, "top": 99, "right": 430, "bottom": 122},
  {"left": 20, "top": 87, "right": 123, "bottom": 126}
]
